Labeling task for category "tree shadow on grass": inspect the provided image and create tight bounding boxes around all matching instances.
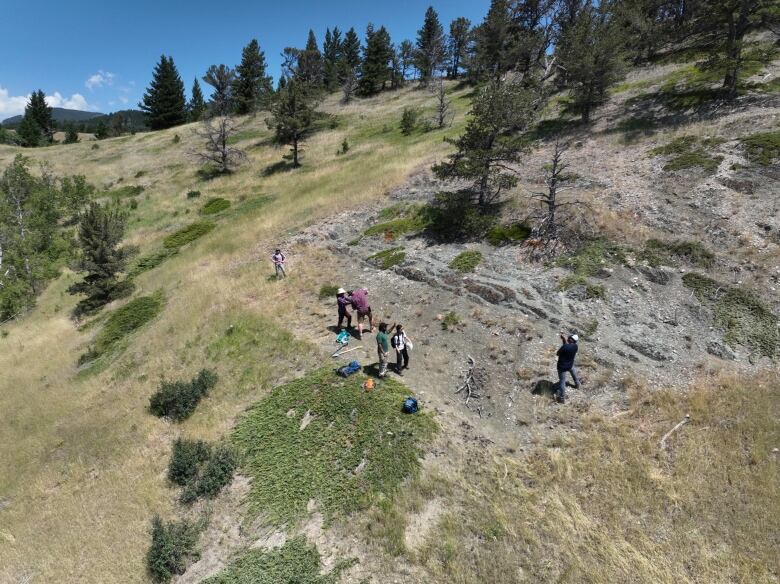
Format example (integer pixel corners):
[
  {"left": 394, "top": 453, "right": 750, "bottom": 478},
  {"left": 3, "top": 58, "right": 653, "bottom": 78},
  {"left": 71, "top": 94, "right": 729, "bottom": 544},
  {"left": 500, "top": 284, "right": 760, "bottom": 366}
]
[
  {"left": 196, "top": 166, "right": 229, "bottom": 181},
  {"left": 262, "top": 160, "right": 298, "bottom": 177},
  {"left": 525, "top": 117, "right": 584, "bottom": 142},
  {"left": 531, "top": 379, "right": 558, "bottom": 399}
]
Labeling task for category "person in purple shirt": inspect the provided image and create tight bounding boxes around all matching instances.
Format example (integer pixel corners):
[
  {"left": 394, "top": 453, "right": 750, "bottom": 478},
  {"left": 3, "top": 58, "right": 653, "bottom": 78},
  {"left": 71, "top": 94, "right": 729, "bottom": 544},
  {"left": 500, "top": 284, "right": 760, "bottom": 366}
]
[
  {"left": 349, "top": 287, "right": 373, "bottom": 340},
  {"left": 336, "top": 288, "right": 352, "bottom": 331},
  {"left": 555, "top": 332, "right": 580, "bottom": 404}
]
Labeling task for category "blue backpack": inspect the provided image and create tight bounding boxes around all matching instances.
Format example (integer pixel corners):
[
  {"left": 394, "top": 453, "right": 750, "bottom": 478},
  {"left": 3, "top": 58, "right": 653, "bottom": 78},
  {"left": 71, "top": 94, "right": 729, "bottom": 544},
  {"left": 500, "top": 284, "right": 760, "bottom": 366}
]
[
  {"left": 337, "top": 360, "right": 361, "bottom": 377},
  {"left": 402, "top": 397, "right": 419, "bottom": 414}
]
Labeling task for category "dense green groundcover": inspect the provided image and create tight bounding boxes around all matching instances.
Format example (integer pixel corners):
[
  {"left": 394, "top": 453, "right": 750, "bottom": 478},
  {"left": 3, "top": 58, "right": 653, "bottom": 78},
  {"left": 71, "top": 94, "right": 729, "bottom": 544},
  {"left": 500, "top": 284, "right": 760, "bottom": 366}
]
[
  {"left": 202, "top": 537, "right": 355, "bottom": 584},
  {"left": 163, "top": 221, "right": 215, "bottom": 249},
  {"left": 233, "top": 368, "right": 437, "bottom": 525}
]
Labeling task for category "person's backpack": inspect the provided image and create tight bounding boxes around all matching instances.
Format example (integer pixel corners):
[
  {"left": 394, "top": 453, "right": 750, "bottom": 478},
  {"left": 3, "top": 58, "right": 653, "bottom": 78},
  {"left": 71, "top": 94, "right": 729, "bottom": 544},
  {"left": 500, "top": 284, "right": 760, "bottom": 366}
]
[
  {"left": 402, "top": 397, "right": 419, "bottom": 414},
  {"left": 337, "top": 360, "right": 361, "bottom": 377}
]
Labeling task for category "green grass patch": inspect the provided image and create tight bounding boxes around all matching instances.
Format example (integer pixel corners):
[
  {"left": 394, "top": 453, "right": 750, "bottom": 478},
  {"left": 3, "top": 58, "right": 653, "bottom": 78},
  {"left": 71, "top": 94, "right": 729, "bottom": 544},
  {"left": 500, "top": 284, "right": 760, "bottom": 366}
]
[
  {"left": 651, "top": 136, "right": 724, "bottom": 171},
  {"left": 80, "top": 293, "right": 163, "bottom": 365},
  {"left": 486, "top": 222, "right": 531, "bottom": 246},
  {"left": 610, "top": 78, "right": 654, "bottom": 94},
  {"left": 367, "top": 247, "right": 406, "bottom": 270},
  {"left": 232, "top": 368, "right": 437, "bottom": 525},
  {"left": 449, "top": 250, "right": 482, "bottom": 273},
  {"left": 364, "top": 204, "right": 431, "bottom": 239},
  {"left": 163, "top": 221, "right": 215, "bottom": 249},
  {"left": 557, "top": 240, "right": 626, "bottom": 280},
  {"left": 200, "top": 197, "right": 231, "bottom": 215},
  {"left": 202, "top": 537, "right": 354, "bottom": 584},
  {"left": 318, "top": 284, "right": 339, "bottom": 300},
  {"left": 740, "top": 131, "right": 780, "bottom": 166},
  {"left": 128, "top": 248, "right": 178, "bottom": 278},
  {"left": 642, "top": 238, "right": 713, "bottom": 267},
  {"left": 101, "top": 185, "right": 144, "bottom": 199},
  {"left": 683, "top": 273, "right": 778, "bottom": 357}
]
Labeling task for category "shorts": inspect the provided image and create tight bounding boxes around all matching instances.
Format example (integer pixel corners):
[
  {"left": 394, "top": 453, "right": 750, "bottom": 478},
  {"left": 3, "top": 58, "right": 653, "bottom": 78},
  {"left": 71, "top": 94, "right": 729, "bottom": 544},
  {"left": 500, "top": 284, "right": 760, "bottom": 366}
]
[{"left": 356, "top": 308, "right": 371, "bottom": 322}]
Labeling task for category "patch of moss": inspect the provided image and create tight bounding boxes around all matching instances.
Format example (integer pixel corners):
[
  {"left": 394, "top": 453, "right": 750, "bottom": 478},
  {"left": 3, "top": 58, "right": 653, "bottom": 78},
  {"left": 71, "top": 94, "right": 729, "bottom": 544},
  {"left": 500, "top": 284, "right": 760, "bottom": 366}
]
[
  {"left": 683, "top": 273, "right": 778, "bottom": 357},
  {"left": 232, "top": 368, "right": 437, "bottom": 525},
  {"left": 740, "top": 131, "right": 780, "bottom": 166},
  {"left": 486, "top": 222, "right": 531, "bottom": 246},
  {"left": 364, "top": 204, "right": 431, "bottom": 239},
  {"left": 163, "top": 221, "right": 215, "bottom": 249},
  {"left": 368, "top": 247, "right": 406, "bottom": 270},
  {"left": 449, "top": 250, "right": 482, "bottom": 273},
  {"left": 200, "top": 197, "right": 231, "bottom": 215},
  {"left": 557, "top": 240, "right": 626, "bottom": 280},
  {"left": 643, "top": 239, "right": 713, "bottom": 267},
  {"left": 651, "top": 136, "right": 724, "bottom": 172},
  {"left": 101, "top": 185, "right": 144, "bottom": 199},
  {"left": 80, "top": 293, "right": 163, "bottom": 364},
  {"left": 319, "top": 284, "right": 339, "bottom": 300},
  {"left": 202, "top": 537, "right": 354, "bottom": 584}
]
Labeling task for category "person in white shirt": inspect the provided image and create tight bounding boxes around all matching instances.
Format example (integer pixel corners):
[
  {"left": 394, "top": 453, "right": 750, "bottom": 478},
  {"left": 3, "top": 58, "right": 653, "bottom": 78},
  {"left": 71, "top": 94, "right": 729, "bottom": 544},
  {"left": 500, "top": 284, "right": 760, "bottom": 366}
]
[
  {"left": 391, "top": 324, "right": 411, "bottom": 375},
  {"left": 271, "top": 248, "right": 286, "bottom": 278}
]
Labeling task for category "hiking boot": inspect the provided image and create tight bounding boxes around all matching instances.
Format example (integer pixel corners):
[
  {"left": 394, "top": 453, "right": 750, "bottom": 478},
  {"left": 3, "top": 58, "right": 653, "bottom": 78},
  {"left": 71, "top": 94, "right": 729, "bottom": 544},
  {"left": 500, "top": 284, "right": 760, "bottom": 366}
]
[{"left": 556, "top": 395, "right": 565, "bottom": 404}]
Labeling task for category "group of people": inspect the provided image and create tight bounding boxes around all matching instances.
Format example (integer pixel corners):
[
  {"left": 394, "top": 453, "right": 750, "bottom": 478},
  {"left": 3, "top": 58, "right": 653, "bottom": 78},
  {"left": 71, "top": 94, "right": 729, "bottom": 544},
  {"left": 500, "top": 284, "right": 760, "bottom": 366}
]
[
  {"left": 336, "top": 287, "right": 411, "bottom": 378},
  {"left": 274, "top": 249, "right": 582, "bottom": 403}
]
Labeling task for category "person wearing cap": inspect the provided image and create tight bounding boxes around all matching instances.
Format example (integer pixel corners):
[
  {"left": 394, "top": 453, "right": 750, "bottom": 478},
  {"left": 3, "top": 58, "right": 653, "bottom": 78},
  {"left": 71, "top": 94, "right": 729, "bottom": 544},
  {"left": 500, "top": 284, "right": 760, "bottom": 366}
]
[
  {"left": 271, "top": 248, "right": 286, "bottom": 278},
  {"left": 336, "top": 288, "right": 353, "bottom": 331},
  {"left": 555, "top": 332, "right": 580, "bottom": 404}
]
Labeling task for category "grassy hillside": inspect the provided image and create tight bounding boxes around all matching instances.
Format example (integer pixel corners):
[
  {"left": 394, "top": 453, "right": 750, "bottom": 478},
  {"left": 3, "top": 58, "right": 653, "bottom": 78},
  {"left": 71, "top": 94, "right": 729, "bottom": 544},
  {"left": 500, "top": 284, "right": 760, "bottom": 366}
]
[{"left": 1, "top": 61, "right": 778, "bottom": 584}]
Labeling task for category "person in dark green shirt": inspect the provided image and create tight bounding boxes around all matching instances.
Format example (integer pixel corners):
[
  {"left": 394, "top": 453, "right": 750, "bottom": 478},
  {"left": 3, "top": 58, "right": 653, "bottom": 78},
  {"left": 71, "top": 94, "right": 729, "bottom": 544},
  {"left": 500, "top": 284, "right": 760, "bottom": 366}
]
[{"left": 376, "top": 322, "right": 392, "bottom": 378}]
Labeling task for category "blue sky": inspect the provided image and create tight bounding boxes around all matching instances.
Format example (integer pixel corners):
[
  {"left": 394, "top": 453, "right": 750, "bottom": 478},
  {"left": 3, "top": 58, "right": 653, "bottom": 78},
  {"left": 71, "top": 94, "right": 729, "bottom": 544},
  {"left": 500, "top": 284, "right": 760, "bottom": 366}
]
[{"left": 0, "top": 0, "right": 490, "bottom": 120}]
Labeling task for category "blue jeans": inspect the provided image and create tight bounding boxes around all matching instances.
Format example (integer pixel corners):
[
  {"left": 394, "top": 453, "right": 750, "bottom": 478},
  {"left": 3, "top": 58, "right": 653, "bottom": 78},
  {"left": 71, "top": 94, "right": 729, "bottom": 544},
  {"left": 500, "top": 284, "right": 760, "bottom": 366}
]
[{"left": 557, "top": 367, "right": 579, "bottom": 399}]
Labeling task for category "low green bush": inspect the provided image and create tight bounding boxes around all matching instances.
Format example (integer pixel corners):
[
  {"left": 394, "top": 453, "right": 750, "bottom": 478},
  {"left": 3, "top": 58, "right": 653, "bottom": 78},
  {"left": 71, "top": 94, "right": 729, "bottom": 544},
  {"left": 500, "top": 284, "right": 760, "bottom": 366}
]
[
  {"left": 102, "top": 185, "right": 144, "bottom": 199},
  {"left": 368, "top": 247, "right": 406, "bottom": 269},
  {"left": 186, "top": 190, "right": 201, "bottom": 199},
  {"left": 149, "top": 368, "right": 218, "bottom": 422},
  {"left": 146, "top": 516, "right": 199, "bottom": 583},
  {"left": 128, "top": 248, "right": 178, "bottom": 278},
  {"left": 181, "top": 444, "right": 237, "bottom": 504},
  {"left": 644, "top": 239, "right": 714, "bottom": 267},
  {"left": 318, "top": 284, "right": 339, "bottom": 300},
  {"left": 200, "top": 197, "right": 231, "bottom": 215},
  {"left": 449, "top": 250, "right": 482, "bottom": 273},
  {"left": 487, "top": 222, "right": 531, "bottom": 246},
  {"left": 364, "top": 205, "right": 431, "bottom": 239},
  {"left": 740, "top": 131, "right": 780, "bottom": 166},
  {"left": 80, "top": 293, "right": 163, "bottom": 364},
  {"left": 168, "top": 439, "right": 211, "bottom": 487},
  {"left": 651, "top": 136, "right": 724, "bottom": 171},
  {"left": 400, "top": 107, "right": 421, "bottom": 135},
  {"left": 442, "top": 311, "right": 460, "bottom": 330},
  {"left": 163, "top": 221, "right": 215, "bottom": 249}
]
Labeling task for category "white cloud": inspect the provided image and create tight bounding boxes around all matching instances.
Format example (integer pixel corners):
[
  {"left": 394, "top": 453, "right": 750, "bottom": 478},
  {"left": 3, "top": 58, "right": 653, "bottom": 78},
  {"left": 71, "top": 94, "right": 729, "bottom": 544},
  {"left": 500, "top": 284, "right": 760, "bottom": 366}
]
[
  {"left": 85, "top": 70, "right": 116, "bottom": 90},
  {"left": 46, "top": 92, "right": 96, "bottom": 111},
  {"left": 0, "top": 87, "right": 31, "bottom": 117}
]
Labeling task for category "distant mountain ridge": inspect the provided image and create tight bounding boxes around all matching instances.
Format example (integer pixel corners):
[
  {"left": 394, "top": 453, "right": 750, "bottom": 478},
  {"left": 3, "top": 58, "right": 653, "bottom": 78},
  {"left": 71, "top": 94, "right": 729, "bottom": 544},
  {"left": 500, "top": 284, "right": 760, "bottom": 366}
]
[{"left": 1, "top": 107, "right": 104, "bottom": 126}]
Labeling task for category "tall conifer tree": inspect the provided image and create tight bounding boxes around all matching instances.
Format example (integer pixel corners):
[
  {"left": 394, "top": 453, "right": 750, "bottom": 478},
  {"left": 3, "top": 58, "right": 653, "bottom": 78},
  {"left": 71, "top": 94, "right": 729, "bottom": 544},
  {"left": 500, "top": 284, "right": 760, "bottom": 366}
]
[
  {"left": 448, "top": 17, "right": 472, "bottom": 79},
  {"left": 415, "top": 6, "right": 446, "bottom": 82},
  {"left": 233, "top": 39, "right": 273, "bottom": 114},
  {"left": 359, "top": 24, "right": 394, "bottom": 95},
  {"left": 139, "top": 56, "right": 188, "bottom": 130},
  {"left": 188, "top": 78, "right": 206, "bottom": 121},
  {"left": 298, "top": 30, "right": 324, "bottom": 86}
]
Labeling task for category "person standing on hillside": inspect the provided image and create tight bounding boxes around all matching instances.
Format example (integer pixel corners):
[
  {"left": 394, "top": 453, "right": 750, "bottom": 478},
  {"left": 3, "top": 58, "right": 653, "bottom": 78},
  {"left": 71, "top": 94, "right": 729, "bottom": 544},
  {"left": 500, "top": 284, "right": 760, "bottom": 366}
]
[
  {"left": 392, "top": 324, "right": 412, "bottom": 376},
  {"left": 555, "top": 332, "right": 580, "bottom": 404},
  {"left": 350, "top": 287, "right": 373, "bottom": 340},
  {"left": 271, "top": 248, "right": 287, "bottom": 279},
  {"left": 376, "top": 322, "right": 392, "bottom": 378},
  {"left": 336, "top": 288, "right": 353, "bottom": 331}
]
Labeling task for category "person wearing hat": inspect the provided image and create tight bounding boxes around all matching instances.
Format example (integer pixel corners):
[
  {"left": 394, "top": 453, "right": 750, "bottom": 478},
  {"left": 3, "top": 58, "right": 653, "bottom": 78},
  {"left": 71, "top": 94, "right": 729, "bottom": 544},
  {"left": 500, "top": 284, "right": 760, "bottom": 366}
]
[
  {"left": 555, "top": 332, "right": 580, "bottom": 404},
  {"left": 336, "top": 288, "right": 353, "bottom": 331}
]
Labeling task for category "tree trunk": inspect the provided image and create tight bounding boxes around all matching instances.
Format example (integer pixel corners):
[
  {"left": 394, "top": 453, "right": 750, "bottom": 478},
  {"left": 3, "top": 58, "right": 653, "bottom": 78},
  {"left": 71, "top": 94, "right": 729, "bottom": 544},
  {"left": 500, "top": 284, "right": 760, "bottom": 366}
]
[
  {"left": 292, "top": 136, "right": 300, "bottom": 167},
  {"left": 722, "top": 2, "right": 748, "bottom": 99}
]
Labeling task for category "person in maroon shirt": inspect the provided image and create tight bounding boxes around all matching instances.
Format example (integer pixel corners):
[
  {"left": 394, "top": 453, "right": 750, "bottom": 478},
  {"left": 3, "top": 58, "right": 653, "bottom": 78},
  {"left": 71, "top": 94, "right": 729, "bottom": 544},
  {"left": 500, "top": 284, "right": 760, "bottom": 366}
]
[{"left": 349, "top": 287, "right": 373, "bottom": 340}]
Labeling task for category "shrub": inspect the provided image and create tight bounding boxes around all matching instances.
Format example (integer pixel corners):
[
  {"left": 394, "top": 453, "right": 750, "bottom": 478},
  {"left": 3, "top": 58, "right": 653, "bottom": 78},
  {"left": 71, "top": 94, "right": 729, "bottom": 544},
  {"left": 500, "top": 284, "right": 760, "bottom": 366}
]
[
  {"left": 400, "top": 107, "right": 420, "bottom": 135},
  {"left": 200, "top": 197, "right": 231, "bottom": 215},
  {"left": 149, "top": 369, "right": 218, "bottom": 422},
  {"left": 146, "top": 516, "right": 198, "bottom": 583},
  {"left": 168, "top": 439, "right": 211, "bottom": 487},
  {"left": 449, "top": 250, "right": 482, "bottom": 273},
  {"left": 368, "top": 247, "right": 406, "bottom": 269},
  {"left": 643, "top": 239, "right": 714, "bottom": 267},
  {"left": 173, "top": 134, "right": 181, "bottom": 144},
  {"left": 102, "top": 185, "right": 144, "bottom": 199},
  {"left": 442, "top": 311, "right": 460, "bottom": 330},
  {"left": 182, "top": 444, "right": 237, "bottom": 504},
  {"left": 128, "top": 248, "right": 178, "bottom": 278},
  {"left": 486, "top": 222, "right": 531, "bottom": 246},
  {"left": 163, "top": 221, "right": 215, "bottom": 249},
  {"left": 425, "top": 192, "right": 497, "bottom": 242},
  {"left": 91, "top": 143, "right": 99, "bottom": 150},
  {"left": 135, "top": 170, "right": 146, "bottom": 178},
  {"left": 740, "top": 131, "right": 780, "bottom": 166},
  {"left": 363, "top": 204, "right": 431, "bottom": 239},
  {"left": 338, "top": 138, "right": 350, "bottom": 155},
  {"left": 186, "top": 190, "right": 201, "bottom": 199},
  {"left": 319, "top": 284, "right": 339, "bottom": 300},
  {"left": 80, "top": 294, "right": 163, "bottom": 364},
  {"left": 650, "top": 136, "right": 724, "bottom": 172}
]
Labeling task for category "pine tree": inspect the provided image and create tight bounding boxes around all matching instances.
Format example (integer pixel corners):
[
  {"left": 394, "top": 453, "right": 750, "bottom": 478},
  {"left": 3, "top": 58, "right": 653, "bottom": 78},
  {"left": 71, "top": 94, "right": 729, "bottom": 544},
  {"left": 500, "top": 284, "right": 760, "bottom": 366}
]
[
  {"left": 203, "top": 64, "right": 236, "bottom": 115},
  {"left": 323, "top": 27, "right": 344, "bottom": 91},
  {"left": 556, "top": 3, "right": 624, "bottom": 122},
  {"left": 342, "top": 28, "right": 362, "bottom": 71},
  {"left": 265, "top": 79, "right": 318, "bottom": 167},
  {"left": 506, "top": 0, "right": 554, "bottom": 78},
  {"left": 68, "top": 202, "right": 132, "bottom": 316},
  {"left": 433, "top": 80, "right": 538, "bottom": 209},
  {"left": 28, "top": 90, "right": 53, "bottom": 140},
  {"left": 469, "top": 0, "right": 513, "bottom": 82},
  {"left": 359, "top": 24, "right": 394, "bottom": 95},
  {"left": 188, "top": 78, "right": 206, "bottom": 121},
  {"left": 139, "top": 56, "right": 188, "bottom": 130},
  {"left": 94, "top": 120, "right": 109, "bottom": 140},
  {"left": 398, "top": 40, "right": 416, "bottom": 82},
  {"left": 298, "top": 30, "right": 324, "bottom": 87},
  {"left": 233, "top": 39, "right": 273, "bottom": 115},
  {"left": 17, "top": 114, "right": 42, "bottom": 148},
  {"left": 63, "top": 124, "right": 79, "bottom": 144},
  {"left": 415, "top": 6, "right": 446, "bottom": 83},
  {"left": 448, "top": 17, "right": 471, "bottom": 78}
]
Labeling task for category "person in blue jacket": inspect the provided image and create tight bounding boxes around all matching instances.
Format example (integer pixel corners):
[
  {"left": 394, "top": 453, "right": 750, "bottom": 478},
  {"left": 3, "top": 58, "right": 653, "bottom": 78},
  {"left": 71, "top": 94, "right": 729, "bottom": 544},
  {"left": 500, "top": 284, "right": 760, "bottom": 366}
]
[{"left": 555, "top": 332, "right": 580, "bottom": 404}]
